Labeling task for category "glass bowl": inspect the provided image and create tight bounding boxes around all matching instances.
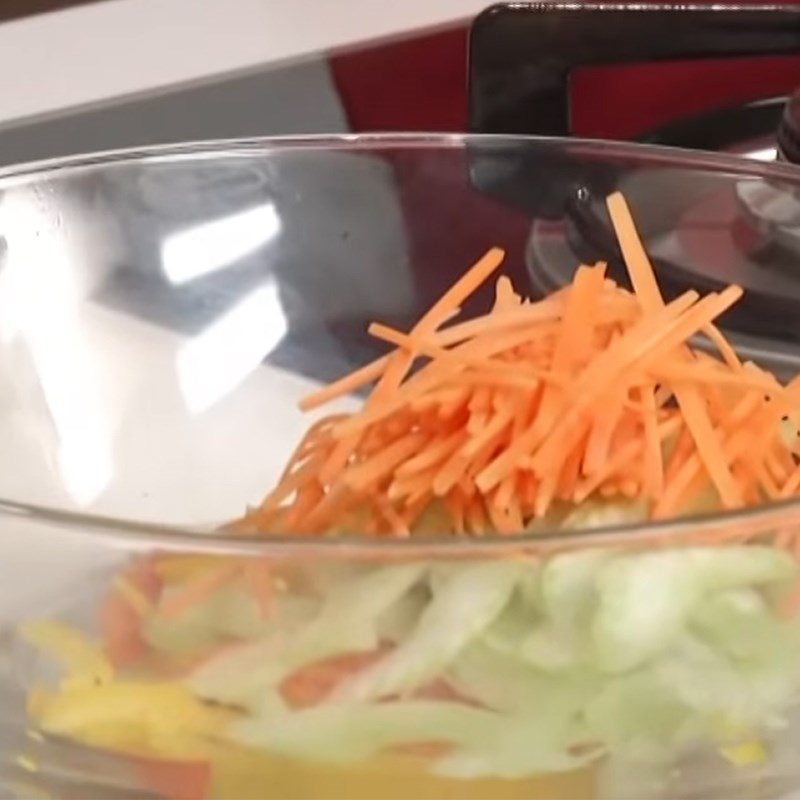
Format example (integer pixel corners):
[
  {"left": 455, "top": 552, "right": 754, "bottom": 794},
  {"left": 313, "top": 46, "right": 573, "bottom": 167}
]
[{"left": 3, "top": 134, "right": 800, "bottom": 800}]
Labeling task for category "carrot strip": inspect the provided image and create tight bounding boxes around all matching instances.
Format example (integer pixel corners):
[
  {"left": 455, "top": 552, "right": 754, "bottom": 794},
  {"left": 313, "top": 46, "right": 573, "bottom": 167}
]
[
  {"left": 639, "top": 384, "right": 664, "bottom": 499},
  {"left": 416, "top": 248, "right": 506, "bottom": 333},
  {"left": 316, "top": 249, "right": 505, "bottom": 480},
  {"left": 443, "top": 490, "right": 467, "bottom": 535},
  {"left": 373, "top": 497, "right": 411, "bottom": 537},
  {"left": 478, "top": 290, "right": 699, "bottom": 492},
  {"left": 433, "top": 448, "right": 471, "bottom": 497},
  {"left": 239, "top": 191, "right": 800, "bottom": 543},
  {"left": 466, "top": 496, "right": 488, "bottom": 535},
  {"left": 606, "top": 192, "right": 744, "bottom": 509},
  {"left": 663, "top": 424, "right": 692, "bottom": 485},
  {"left": 494, "top": 470, "right": 518, "bottom": 511},
  {"left": 574, "top": 416, "right": 681, "bottom": 503},
  {"left": 492, "top": 275, "right": 521, "bottom": 311},
  {"left": 606, "top": 192, "right": 663, "bottom": 308},
  {"left": 654, "top": 403, "right": 778, "bottom": 518},
  {"left": 462, "top": 404, "right": 515, "bottom": 459},
  {"left": 345, "top": 432, "right": 428, "bottom": 492},
  {"left": 366, "top": 322, "right": 562, "bottom": 386},
  {"left": 300, "top": 357, "right": 390, "bottom": 412},
  {"left": 395, "top": 429, "right": 467, "bottom": 479},
  {"left": 702, "top": 323, "right": 742, "bottom": 370},
  {"left": 766, "top": 449, "right": 790, "bottom": 485}
]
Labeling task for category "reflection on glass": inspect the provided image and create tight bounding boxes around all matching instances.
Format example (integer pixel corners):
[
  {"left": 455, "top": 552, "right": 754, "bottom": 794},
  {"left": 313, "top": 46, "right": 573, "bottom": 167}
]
[
  {"left": 161, "top": 203, "right": 281, "bottom": 284},
  {"left": 177, "top": 280, "right": 287, "bottom": 414},
  {"left": 747, "top": 147, "right": 777, "bottom": 161},
  {"left": 0, "top": 188, "right": 113, "bottom": 505}
]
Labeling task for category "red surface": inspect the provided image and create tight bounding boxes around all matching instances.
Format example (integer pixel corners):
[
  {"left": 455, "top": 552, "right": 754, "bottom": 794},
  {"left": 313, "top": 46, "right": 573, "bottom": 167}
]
[
  {"left": 329, "top": 15, "right": 800, "bottom": 138},
  {"left": 330, "top": 27, "right": 468, "bottom": 132},
  {"left": 327, "top": 6, "right": 800, "bottom": 300},
  {"left": 572, "top": 56, "right": 800, "bottom": 139}
]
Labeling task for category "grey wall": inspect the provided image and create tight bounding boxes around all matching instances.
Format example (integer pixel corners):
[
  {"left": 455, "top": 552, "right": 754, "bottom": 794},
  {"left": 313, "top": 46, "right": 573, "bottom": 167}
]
[{"left": 0, "top": 58, "right": 348, "bottom": 168}]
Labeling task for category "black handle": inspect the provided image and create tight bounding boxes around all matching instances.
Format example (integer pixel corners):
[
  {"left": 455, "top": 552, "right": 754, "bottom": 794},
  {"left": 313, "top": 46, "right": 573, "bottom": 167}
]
[{"left": 468, "top": 2, "right": 800, "bottom": 137}]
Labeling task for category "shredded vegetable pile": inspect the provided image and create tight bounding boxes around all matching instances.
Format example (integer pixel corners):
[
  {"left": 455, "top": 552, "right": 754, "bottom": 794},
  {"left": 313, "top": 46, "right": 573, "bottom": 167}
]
[
  {"left": 22, "top": 545, "right": 800, "bottom": 790},
  {"left": 237, "top": 193, "right": 800, "bottom": 538},
  {"left": 18, "top": 191, "right": 800, "bottom": 800}
]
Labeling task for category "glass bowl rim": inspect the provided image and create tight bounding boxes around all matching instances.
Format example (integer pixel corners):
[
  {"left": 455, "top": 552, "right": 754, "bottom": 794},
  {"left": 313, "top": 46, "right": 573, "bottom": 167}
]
[
  {"left": 0, "top": 130, "right": 799, "bottom": 186},
  {"left": 2, "top": 130, "right": 800, "bottom": 555}
]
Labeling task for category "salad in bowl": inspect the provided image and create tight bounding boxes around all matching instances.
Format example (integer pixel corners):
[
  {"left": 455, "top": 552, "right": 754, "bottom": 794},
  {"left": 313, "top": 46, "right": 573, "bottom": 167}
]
[{"left": 11, "top": 189, "right": 800, "bottom": 800}]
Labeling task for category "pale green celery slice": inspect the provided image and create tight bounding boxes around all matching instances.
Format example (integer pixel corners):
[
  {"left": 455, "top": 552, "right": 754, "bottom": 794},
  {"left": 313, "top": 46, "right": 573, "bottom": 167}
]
[
  {"left": 517, "top": 625, "right": 581, "bottom": 672},
  {"left": 482, "top": 548, "right": 612, "bottom": 672},
  {"left": 481, "top": 578, "right": 541, "bottom": 657},
  {"left": 482, "top": 596, "right": 577, "bottom": 672},
  {"left": 144, "top": 588, "right": 315, "bottom": 655},
  {"left": 517, "top": 548, "right": 616, "bottom": 671},
  {"left": 541, "top": 547, "right": 616, "bottom": 633},
  {"left": 437, "top": 648, "right": 599, "bottom": 778},
  {"left": 200, "top": 543, "right": 800, "bottom": 777},
  {"left": 144, "top": 590, "right": 227, "bottom": 655},
  {"left": 187, "top": 564, "right": 423, "bottom": 707},
  {"left": 230, "top": 652, "right": 594, "bottom": 777},
  {"left": 229, "top": 699, "right": 504, "bottom": 763},
  {"left": 652, "top": 633, "right": 795, "bottom": 726},
  {"left": 691, "top": 588, "right": 800, "bottom": 663},
  {"left": 482, "top": 593, "right": 538, "bottom": 651},
  {"left": 690, "top": 591, "right": 800, "bottom": 716},
  {"left": 586, "top": 628, "right": 800, "bottom": 764},
  {"left": 584, "top": 665, "right": 700, "bottom": 762},
  {"left": 187, "top": 636, "right": 286, "bottom": 709},
  {"left": 593, "top": 547, "right": 797, "bottom": 673},
  {"left": 376, "top": 584, "right": 431, "bottom": 644},
  {"left": 302, "top": 561, "right": 369, "bottom": 596},
  {"left": 433, "top": 717, "right": 599, "bottom": 780},
  {"left": 335, "top": 560, "right": 526, "bottom": 702},
  {"left": 285, "top": 563, "right": 425, "bottom": 664},
  {"left": 447, "top": 641, "right": 595, "bottom": 713}
]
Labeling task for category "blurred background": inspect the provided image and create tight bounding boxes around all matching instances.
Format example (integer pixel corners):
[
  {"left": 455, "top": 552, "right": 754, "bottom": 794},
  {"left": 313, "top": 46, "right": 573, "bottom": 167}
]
[{"left": 0, "top": 0, "right": 799, "bottom": 168}]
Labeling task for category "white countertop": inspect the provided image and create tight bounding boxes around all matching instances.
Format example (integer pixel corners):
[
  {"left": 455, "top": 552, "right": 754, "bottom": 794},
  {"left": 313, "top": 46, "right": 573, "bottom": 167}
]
[{"left": 0, "top": 0, "right": 487, "bottom": 128}]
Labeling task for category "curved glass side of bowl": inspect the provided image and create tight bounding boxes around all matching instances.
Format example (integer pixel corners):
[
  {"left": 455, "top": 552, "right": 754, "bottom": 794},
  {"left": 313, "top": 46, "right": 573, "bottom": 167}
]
[{"left": 2, "top": 135, "right": 800, "bottom": 799}]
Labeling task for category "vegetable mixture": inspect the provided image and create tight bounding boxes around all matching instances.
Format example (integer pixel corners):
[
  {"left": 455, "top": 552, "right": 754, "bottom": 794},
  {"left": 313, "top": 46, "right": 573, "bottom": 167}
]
[{"left": 17, "top": 194, "right": 800, "bottom": 799}]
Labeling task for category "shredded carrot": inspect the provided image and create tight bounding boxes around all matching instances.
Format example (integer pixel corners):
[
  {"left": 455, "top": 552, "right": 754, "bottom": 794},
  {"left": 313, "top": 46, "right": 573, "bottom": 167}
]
[
  {"left": 228, "top": 191, "right": 800, "bottom": 541},
  {"left": 639, "top": 384, "right": 664, "bottom": 499},
  {"left": 582, "top": 386, "right": 625, "bottom": 477},
  {"left": 101, "top": 560, "right": 162, "bottom": 668},
  {"left": 606, "top": 192, "right": 742, "bottom": 509},
  {"left": 279, "top": 649, "right": 390, "bottom": 709},
  {"left": 702, "top": 323, "right": 743, "bottom": 370},
  {"left": 300, "top": 356, "right": 390, "bottom": 412}
]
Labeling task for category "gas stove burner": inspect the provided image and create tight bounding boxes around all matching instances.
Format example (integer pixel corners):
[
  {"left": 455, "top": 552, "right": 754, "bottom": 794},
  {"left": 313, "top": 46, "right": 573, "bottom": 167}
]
[
  {"left": 468, "top": 1, "right": 800, "bottom": 376},
  {"left": 523, "top": 174, "right": 800, "bottom": 379},
  {"left": 529, "top": 167, "right": 800, "bottom": 317}
]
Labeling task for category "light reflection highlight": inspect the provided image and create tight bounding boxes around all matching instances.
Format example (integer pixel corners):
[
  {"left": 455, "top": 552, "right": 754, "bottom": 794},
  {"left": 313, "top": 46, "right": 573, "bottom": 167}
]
[
  {"left": 0, "top": 189, "right": 113, "bottom": 506},
  {"left": 161, "top": 203, "right": 281, "bottom": 284},
  {"left": 746, "top": 147, "right": 777, "bottom": 162},
  {"left": 177, "top": 280, "right": 287, "bottom": 414}
]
